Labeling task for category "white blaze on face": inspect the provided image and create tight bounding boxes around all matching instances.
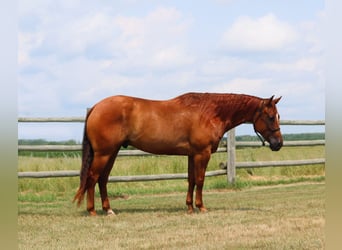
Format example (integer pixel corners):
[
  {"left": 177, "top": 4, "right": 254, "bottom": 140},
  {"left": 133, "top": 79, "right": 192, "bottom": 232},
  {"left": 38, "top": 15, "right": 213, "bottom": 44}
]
[{"left": 276, "top": 112, "right": 280, "bottom": 124}]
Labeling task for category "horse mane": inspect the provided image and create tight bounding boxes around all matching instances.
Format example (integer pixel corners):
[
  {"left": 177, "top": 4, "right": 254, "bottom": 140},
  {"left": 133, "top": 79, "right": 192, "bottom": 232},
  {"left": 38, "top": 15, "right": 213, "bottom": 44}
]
[{"left": 175, "top": 92, "right": 261, "bottom": 121}]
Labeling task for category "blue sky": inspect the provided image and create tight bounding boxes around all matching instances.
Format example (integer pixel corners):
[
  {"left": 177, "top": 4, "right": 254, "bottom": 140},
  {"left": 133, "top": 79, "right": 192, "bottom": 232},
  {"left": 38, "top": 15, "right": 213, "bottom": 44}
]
[{"left": 18, "top": 0, "right": 325, "bottom": 141}]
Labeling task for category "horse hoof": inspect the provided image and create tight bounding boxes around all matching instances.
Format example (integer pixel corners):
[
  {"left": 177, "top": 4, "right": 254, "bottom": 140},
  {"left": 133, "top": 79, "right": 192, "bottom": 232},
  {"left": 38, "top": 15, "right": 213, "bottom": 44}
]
[
  {"left": 199, "top": 207, "right": 208, "bottom": 213},
  {"left": 187, "top": 205, "right": 194, "bottom": 214},
  {"left": 88, "top": 211, "right": 97, "bottom": 216},
  {"left": 107, "top": 209, "right": 116, "bottom": 216}
]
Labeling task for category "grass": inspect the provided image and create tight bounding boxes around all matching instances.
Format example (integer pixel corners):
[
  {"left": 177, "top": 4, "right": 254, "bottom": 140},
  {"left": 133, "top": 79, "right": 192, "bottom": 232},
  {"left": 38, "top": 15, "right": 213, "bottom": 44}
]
[
  {"left": 18, "top": 145, "right": 325, "bottom": 249},
  {"left": 18, "top": 183, "right": 325, "bottom": 249}
]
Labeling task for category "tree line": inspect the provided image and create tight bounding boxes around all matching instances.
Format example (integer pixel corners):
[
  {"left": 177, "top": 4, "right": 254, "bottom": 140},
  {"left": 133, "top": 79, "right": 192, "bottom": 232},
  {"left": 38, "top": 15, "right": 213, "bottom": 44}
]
[{"left": 235, "top": 132, "right": 325, "bottom": 142}]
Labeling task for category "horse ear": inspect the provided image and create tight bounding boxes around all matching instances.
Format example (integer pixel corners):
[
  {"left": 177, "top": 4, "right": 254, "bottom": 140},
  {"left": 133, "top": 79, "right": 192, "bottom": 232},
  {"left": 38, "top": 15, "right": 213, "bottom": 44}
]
[
  {"left": 267, "top": 95, "right": 275, "bottom": 105},
  {"left": 274, "top": 96, "right": 282, "bottom": 104}
]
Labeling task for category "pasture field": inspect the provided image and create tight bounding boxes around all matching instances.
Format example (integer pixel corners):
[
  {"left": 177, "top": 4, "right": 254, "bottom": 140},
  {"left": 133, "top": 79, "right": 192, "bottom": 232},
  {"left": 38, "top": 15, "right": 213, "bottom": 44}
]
[
  {"left": 18, "top": 146, "right": 325, "bottom": 249},
  {"left": 18, "top": 183, "right": 325, "bottom": 249}
]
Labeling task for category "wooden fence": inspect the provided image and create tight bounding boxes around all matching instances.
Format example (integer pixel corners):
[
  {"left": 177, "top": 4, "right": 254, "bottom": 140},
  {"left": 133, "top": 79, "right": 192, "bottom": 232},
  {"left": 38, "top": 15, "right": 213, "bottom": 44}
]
[{"left": 18, "top": 117, "right": 325, "bottom": 183}]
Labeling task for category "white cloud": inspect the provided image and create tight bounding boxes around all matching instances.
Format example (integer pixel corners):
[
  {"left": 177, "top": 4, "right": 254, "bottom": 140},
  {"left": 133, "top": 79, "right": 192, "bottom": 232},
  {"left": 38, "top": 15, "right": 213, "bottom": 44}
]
[
  {"left": 298, "top": 10, "right": 325, "bottom": 54},
  {"left": 200, "top": 57, "right": 248, "bottom": 76},
  {"left": 18, "top": 32, "right": 44, "bottom": 65},
  {"left": 214, "top": 0, "right": 234, "bottom": 4},
  {"left": 18, "top": 6, "right": 195, "bottom": 115},
  {"left": 19, "top": 6, "right": 193, "bottom": 66},
  {"left": 210, "top": 77, "right": 272, "bottom": 96},
  {"left": 18, "top": 74, "right": 62, "bottom": 116},
  {"left": 113, "top": 7, "right": 194, "bottom": 70},
  {"left": 220, "top": 13, "right": 298, "bottom": 51},
  {"left": 263, "top": 57, "right": 319, "bottom": 72},
  {"left": 150, "top": 46, "right": 194, "bottom": 70}
]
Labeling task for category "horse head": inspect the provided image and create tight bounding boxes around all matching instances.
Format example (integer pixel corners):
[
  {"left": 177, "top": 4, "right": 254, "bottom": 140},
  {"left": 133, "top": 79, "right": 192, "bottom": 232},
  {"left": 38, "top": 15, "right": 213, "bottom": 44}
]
[{"left": 253, "top": 96, "right": 283, "bottom": 151}]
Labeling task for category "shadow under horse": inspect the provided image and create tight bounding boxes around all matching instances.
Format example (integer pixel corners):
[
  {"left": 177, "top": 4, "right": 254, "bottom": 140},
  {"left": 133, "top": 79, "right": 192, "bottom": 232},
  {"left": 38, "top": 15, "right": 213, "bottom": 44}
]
[{"left": 73, "top": 92, "right": 283, "bottom": 216}]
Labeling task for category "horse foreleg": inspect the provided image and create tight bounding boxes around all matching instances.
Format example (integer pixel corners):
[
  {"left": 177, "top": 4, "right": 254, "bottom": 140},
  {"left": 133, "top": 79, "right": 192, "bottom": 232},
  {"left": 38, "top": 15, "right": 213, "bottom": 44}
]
[
  {"left": 186, "top": 156, "right": 195, "bottom": 213},
  {"left": 98, "top": 153, "right": 117, "bottom": 216},
  {"left": 194, "top": 151, "right": 210, "bottom": 212}
]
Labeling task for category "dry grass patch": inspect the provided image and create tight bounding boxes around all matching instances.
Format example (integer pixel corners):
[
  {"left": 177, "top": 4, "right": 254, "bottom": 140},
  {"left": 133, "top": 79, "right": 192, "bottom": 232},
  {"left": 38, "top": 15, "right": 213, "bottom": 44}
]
[{"left": 18, "top": 182, "right": 325, "bottom": 249}]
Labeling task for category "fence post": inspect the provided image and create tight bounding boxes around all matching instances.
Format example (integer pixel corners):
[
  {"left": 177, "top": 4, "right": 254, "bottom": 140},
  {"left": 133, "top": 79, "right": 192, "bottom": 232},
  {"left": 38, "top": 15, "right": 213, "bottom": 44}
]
[{"left": 227, "top": 129, "right": 236, "bottom": 184}]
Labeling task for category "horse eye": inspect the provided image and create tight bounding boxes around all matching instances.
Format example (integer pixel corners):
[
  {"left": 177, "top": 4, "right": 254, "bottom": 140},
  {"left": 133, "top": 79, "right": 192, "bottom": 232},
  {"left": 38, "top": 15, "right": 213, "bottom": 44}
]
[{"left": 269, "top": 116, "right": 275, "bottom": 121}]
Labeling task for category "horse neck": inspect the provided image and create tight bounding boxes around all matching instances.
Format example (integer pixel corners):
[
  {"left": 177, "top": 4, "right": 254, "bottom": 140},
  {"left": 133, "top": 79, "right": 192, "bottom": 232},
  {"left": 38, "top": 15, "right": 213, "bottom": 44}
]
[{"left": 215, "top": 94, "right": 261, "bottom": 132}]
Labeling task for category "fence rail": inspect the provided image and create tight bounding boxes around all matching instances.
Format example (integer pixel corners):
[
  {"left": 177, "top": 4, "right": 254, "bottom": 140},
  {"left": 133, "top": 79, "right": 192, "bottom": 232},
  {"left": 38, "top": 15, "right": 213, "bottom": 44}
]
[
  {"left": 18, "top": 117, "right": 325, "bottom": 125},
  {"left": 17, "top": 158, "right": 325, "bottom": 180},
  {"left": 17, "top": 140, "right": 325, "bottom": 152},
  {"left": 18, "top": 117, "right": 325, "bottom": 183}
]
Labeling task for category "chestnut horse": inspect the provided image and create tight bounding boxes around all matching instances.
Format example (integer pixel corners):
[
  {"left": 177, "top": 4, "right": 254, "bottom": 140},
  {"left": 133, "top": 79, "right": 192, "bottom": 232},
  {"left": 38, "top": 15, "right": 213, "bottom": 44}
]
[{"left": 74, "top": 92, "right": 283, "bottom": 215}]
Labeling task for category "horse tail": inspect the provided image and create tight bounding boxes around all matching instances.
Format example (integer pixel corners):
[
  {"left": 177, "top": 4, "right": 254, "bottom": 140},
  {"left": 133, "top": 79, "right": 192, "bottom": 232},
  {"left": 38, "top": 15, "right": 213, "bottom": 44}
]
[{"left": 73, "top": 107, "right": 94, "bottom": 207}]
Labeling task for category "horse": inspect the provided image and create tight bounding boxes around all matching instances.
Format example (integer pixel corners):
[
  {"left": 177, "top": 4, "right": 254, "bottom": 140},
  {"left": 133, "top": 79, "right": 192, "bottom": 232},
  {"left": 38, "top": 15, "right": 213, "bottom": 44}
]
[{"left": 73, "top": 92, "right": 283, "bottom": 216}]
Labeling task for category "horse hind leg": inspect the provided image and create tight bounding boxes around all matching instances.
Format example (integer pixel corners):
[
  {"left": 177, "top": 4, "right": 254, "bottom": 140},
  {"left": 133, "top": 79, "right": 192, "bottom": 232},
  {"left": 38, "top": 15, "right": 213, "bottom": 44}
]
[
  {"left": 85, "top": 152, "right": 114, "bottom": 216},
  {"left": 98, "top": 150, "right": 119, "bottom": 216}
]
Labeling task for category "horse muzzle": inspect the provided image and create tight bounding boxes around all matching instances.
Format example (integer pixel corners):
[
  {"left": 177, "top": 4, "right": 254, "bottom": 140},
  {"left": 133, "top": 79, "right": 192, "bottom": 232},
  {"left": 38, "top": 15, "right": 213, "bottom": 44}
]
[{"left": 269, "top": 137, "right": 283, "bottom": 151}]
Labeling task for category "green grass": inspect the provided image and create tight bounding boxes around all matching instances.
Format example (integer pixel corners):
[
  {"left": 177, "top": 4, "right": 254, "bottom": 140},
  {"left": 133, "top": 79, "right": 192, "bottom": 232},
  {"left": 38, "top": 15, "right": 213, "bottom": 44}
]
[{"left": 18, "top": 146, "right": 325, "bottom": 200}]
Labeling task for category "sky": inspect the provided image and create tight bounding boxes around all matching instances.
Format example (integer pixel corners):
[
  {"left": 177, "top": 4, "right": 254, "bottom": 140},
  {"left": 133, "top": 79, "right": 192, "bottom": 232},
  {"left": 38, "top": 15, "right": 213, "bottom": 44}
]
[{"left": 18, "top": 0, "right": 325, "bottom": 141}]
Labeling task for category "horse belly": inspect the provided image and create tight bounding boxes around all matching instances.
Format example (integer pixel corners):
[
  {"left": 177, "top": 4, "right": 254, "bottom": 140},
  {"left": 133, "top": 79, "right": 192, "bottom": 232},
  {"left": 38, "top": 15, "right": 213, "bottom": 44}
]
[{"left": 129, "top": 131, "right": 191, "bottom": 155}]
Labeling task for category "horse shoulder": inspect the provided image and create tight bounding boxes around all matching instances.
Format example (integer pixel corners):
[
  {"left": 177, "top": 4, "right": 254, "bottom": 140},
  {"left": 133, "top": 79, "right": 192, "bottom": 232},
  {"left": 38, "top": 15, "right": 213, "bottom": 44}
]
[{"left": 188, "top": 117, "right": 225, "bottom": 153}]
